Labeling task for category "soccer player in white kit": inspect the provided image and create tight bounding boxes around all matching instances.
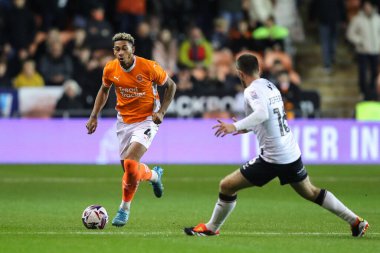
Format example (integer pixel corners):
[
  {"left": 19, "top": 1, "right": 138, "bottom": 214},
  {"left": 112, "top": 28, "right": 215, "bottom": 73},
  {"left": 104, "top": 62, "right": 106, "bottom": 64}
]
[{"left": 184, "top": 54, "right": 369, "bottom": 237}]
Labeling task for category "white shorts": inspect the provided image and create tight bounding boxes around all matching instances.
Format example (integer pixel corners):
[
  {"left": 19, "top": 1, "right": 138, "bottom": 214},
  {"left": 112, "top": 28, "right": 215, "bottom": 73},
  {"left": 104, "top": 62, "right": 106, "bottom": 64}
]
[{"left": 116, "top": 116, "right": 159, "bottom": 159}]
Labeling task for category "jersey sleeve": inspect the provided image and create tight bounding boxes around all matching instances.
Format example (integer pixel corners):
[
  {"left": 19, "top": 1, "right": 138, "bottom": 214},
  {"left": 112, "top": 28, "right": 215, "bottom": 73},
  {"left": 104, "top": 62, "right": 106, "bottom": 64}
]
[
  {"left": 149, "top": 61, "right": 168, "bottom": 86},
  {"left": 233, "top": 87, "right": 269, "bottom": 131},
  {"left": 102, "top": 63, "right": 113, "bottom": 87}
]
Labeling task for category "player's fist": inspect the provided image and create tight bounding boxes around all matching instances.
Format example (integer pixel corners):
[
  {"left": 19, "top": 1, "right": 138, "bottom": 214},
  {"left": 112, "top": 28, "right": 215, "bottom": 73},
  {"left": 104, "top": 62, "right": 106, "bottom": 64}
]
[
  {"left": 86, "top": 116, "right": 98, "bottom": 134},
  {"left": 152, "top": 112, "right": 164, "bottom": 124}
]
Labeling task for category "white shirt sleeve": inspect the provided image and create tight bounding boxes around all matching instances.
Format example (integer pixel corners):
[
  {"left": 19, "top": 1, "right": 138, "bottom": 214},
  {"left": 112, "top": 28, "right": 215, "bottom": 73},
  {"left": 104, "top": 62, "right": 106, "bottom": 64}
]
[{"left": 233, "top": 88, "right": 269, "bottom": 131}]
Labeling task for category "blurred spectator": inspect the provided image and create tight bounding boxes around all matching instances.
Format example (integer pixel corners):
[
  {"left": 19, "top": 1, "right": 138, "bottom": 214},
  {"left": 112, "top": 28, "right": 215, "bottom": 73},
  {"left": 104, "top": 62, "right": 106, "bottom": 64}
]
[
  {"left": 34, "top": 28, "right": 61, "bottom": 62},
  {"left": 153, "top": 29, "right": 178, "bottom": 76},
  {"left": 67, "top": 0, "right": 105, "bottom": 29},
  {"left": 275, "top": 70, "right": 301, "bottom": 119},
  {"left": 172, "top": 68, "right": 194, "bottom": 96},
  {"left": 4, "top": 0, "right": 36, "bottom": 53},
  {"left": 0, "top": 4, "right": 6, "bottom": 51},
  {"left": 0, "top": 60, "right": 11, "bottom": 87},
  {"left": 263, "top": 59, "right": 285, "bottom": 84},
  {"left": 67, "top": 28, "right": 87, "bottom": 56},
  {"left": 310, "top": 0, "right": 346, "bottom": 73},
  {"left": 360, "top": 67, "right": 380, "bottom": 102},
  {"left": 55, "top": 79, "right": 83, "bottom": 117},
  {"left": 191, "top": 0, "right": 218, "bottom": 37},
  {"left": 345, "top": 0, "right": 361, "bottom": 22},
  {"left": 116, "top": 0, "right": 146, "bottom": 34},
  {"left": 247, "top": 0, "right": 273, "bottom": 25},
  {"left": 347, "top": 0, "right": 380, "bottom": 100},
  {"left": 158, "top": 0, "right": 194, "bottom": 35},
  {"left": 218, "top": 0, "right": 243, "bottom": 30},
  {"left": 39, "top": 41, "right": 73, "bottom": 86},
  {"left": 79, "top": 52, "right": 113, "bottom": 109},
  {"left": 370, "top": 74, "right": 380, "bottom": 101},
  {"left": 179, "top": 27, "right": 213, "bottom": 69},
  {"left": 30, "top": 0, "right": 70, "bottom": 31},
  {"left": 264, "top": 51, "right": 301, "bottom": 85},
  {"left": 134, "top": 21, "right": 154, "bottom": 59},
  {"left": 0, "top": 0, "right": 12, "bottom": 9},
  {"left": 228, "top": 20, "right": 256, "bottom": 53},
  {"left": 85, "top": 5, "right": 114, "bottom": 51},
  {"left": 72, "top": 46, "right": 91, "bottom": 84},
  {"left": 4, "top": 0, "right": 36, "bottom": 76},
  {"left": 252, "top": 16, "right": 289, "bottom": 51},
  {"left": 13, "top": 59, "right": 44, "bottom": 88},
  {"left": 209, "top": 49, "right": 239, "bottom": 93},
  {"left": 273, "top": 0, "right": 305, "bottom": 43},
  {"left": 191, "top": 65, "right": 224, "bottom": 96},
  {"left": 211, "top": 18, "right": 230, "bottom": 50}
]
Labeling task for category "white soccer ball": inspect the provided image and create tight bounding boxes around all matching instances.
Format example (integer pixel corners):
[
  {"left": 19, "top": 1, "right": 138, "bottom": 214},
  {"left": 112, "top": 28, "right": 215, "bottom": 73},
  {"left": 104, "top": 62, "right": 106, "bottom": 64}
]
[{"left": 82, "top": 205, "right": 108, "bottom": 229}]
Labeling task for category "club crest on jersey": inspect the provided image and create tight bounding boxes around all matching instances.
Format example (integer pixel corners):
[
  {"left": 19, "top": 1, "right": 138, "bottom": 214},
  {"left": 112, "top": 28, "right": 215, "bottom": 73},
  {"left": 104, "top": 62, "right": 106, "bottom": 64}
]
[
  {"left": 250, "top": 90, "right": 259, "bottom": 100},
  {"left": 136, "top": 74, "right": 143, "bottom": 82}
]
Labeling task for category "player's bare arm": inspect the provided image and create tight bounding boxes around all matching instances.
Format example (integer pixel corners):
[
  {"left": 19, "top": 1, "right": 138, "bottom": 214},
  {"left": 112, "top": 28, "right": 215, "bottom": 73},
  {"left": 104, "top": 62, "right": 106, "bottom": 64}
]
[
  {"left": 86, "top": 84, "right": 111, "bottom": 134},
  {"left": 152, "top": 77, "right": 177, "bottom": 124}
]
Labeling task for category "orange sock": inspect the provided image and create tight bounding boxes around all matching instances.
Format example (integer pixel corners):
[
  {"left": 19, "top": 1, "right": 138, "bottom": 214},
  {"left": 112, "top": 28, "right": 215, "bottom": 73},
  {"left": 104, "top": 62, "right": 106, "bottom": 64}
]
[
  {"left": 122, "top": 159, "right": 139, "bottom": 202},
  {"left": 121, "top": 160, "right": 153, "bottom": 202},
  {"left": 139, "top": 163, "right": 153, "bottom": 181}
]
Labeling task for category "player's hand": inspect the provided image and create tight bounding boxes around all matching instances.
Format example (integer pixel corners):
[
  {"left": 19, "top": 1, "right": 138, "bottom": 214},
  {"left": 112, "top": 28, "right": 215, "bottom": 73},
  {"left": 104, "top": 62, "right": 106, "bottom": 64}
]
[
  {"left": 212, "top": 119, "right": 237, "bottom": 137},
  {"left": 86, "top": 116, "right": 98, "bottom": 134},
  {"left": 152, "top": 111, "right": 164, "bottom": 124}
]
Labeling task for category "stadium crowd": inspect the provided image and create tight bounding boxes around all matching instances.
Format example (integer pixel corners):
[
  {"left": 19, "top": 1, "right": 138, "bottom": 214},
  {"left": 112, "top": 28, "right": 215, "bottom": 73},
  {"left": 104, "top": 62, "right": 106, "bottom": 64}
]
[{"left": 0, "top": 0, "right": 379, "bottom": 119}]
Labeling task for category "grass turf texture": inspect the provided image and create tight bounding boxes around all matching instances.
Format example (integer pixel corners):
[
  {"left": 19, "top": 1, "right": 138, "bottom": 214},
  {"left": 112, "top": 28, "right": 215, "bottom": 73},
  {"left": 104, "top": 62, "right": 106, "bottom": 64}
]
[{"left": 0, "top": 164, "right": 379, "bottom": 253}]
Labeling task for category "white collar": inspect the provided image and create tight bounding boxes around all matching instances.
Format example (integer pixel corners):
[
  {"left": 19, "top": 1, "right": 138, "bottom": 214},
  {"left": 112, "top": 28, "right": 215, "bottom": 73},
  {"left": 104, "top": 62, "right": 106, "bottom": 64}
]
[{"left": 120, "top": 56, "right": 136, "bottom": 72}]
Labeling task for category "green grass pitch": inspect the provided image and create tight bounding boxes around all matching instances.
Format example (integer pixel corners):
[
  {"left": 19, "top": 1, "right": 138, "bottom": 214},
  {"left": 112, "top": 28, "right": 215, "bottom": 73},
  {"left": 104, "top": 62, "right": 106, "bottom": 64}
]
[{"left": 0, "top": 164, "right": 379, "bottom": 253}]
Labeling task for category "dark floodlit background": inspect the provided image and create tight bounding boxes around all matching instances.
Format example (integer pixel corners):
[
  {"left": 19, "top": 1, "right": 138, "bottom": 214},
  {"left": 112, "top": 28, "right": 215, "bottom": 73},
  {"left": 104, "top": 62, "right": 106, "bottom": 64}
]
[
  {"left": 0, "top": 2, "right": 379, "bottom": 253},
  {"left": 0, "top": 0, "right": 379, "bottom": 163}
]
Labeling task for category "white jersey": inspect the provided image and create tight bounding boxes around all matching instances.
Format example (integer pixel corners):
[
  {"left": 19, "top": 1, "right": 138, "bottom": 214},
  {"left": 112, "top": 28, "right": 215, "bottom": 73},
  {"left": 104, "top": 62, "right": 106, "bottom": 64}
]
[{"left": 234, "top": 78, "right": 301, "bottom": 164}]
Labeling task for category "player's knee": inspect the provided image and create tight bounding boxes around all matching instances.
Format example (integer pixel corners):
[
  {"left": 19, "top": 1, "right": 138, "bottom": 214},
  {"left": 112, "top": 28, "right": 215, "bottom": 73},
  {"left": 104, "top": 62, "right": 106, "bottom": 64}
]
[
  {"left": 304, "top": 185, "right": 321, "bottom": 201},
  {"left": 124, "top": 158, "right": 137, "bottom": 166},
  {"left": 219, "top": 178, "right": 234, "bottom": 195}
]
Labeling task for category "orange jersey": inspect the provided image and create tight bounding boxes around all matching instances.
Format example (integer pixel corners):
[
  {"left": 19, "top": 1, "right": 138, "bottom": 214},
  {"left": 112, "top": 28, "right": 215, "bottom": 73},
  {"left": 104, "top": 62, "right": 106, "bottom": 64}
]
[{"left": 102, "top": 56, "right": 168, "bottom": 124}]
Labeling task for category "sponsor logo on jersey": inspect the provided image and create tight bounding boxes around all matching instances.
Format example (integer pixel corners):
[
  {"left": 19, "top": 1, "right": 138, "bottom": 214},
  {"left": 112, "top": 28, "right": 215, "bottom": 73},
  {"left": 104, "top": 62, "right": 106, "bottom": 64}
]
[{"left": 118, "top": 87, "right": 146, "bottom": 98}]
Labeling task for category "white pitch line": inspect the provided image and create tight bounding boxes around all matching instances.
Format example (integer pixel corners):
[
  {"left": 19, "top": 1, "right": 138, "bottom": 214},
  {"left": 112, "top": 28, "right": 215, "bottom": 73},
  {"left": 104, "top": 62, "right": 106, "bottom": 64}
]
[
  {"left": 0, "top": 231, "right": 378, "bottom": 236},
  {"left": 1, "top": 176, "right": 380, "bottom": 184}
]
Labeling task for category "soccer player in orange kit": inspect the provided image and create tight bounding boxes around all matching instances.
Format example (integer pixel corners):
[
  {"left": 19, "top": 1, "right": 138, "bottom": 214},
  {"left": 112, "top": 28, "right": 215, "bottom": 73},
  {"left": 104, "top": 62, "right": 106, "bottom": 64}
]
[{"left": 86, "top": 33, "right": 176, "bottom": 227}]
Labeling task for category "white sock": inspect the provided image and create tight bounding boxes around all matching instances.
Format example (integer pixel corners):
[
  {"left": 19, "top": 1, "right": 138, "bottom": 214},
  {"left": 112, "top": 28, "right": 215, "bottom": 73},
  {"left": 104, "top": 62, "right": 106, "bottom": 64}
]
[
  {"left": 120, "top": 201, "right": 131, "bottom": 211},
  {"left": 150, "top": 170, "right": 158, "bottom": 183},
  {"left": 321, "top": 191, "right": 358, "bottom": 225},
  {"left": 206, "top": 195, "right": 237, "bottom": 232}
]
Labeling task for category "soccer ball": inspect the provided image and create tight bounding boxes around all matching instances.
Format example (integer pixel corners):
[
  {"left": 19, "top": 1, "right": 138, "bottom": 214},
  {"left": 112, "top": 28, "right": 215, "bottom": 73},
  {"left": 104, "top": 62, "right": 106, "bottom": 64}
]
[{"left": 82, "top": 205, "right": 108, "bottom": 229}]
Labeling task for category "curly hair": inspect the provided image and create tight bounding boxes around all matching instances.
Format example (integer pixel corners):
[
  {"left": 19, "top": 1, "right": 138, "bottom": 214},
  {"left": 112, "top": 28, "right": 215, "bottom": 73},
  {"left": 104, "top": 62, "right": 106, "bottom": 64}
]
[{"left": 112, "top": 33, "right": 135, "bottom": 45}]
